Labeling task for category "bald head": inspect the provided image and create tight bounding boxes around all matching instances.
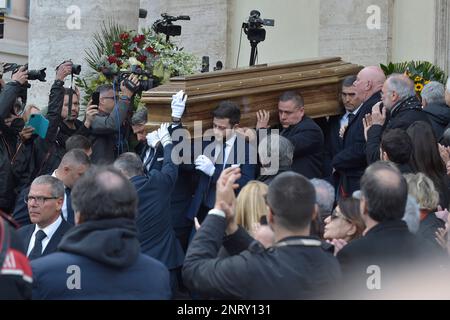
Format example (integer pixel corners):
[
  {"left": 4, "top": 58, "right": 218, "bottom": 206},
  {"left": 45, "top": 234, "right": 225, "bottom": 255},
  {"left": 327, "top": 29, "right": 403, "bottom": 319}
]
[
  {"left": 354, "top": 66, "right": 387, "bottom": 101},
  {"left": 360, "top": 161, "right": 408, "bottom": 222}
]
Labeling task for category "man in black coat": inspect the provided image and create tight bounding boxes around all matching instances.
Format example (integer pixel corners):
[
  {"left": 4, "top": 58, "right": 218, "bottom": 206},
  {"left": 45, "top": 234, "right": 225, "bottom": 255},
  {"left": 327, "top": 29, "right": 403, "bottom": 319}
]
[
  {"left": 183, "top": 169, "right": 341, "bottom": 300},
  {"left": 337, "top": 162, "right": 426, "bottom": 298},
  {"left": 17, "top": 176, "right": 72, "bottom": 261},
  {"left": 365, "top": 74, "right": 431, "bottom": 163},
  {"left": 421, "top": 81, "right": 450, "bottom": 140},
  {"left": 257, "top": 91, "right": 324, "bottom": 179}
]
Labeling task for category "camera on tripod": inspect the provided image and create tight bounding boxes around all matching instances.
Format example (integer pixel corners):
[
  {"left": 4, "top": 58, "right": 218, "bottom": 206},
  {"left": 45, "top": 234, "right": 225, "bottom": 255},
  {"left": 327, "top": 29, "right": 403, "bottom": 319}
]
[
  {"left": 4, "top": 63, "right": 47, "bottom": 82},
  {"left": 242, "top": 10, "right": 275, "bottom": 43},
  {"left": 152, "top": 13, "right": 190, "bottom": 40}
]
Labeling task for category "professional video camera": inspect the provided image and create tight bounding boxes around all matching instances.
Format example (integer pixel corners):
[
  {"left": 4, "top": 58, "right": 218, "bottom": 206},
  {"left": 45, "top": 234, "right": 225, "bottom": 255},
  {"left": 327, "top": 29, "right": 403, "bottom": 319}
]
[
  {"left": 3, "top": 63, "right": 47, "bottom": 82},
  {"left": 242, "top": 10, "right": 275, "bottom": 66},
  {"left": 152, "top": 13, "right": 190, "bottom": 41},
  {"left": 102, "top": 65, "right": 154, "bottom": 94}
]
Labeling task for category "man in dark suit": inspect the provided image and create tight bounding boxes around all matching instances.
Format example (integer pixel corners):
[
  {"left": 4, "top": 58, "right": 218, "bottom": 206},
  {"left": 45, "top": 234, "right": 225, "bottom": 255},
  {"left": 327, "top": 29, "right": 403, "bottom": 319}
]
[
  {"left": 18, "top": 175, "right": 72, "bottom": 260},
  {"left": 183, "top": 168, "right": 341, "bottom": 299},
  {"left": 186, "top": 101, "right": 257, "bottom": 223},
  {"left": 256, "top": 91, "right": 324, "bottom": 179},
  {"left": 114, "top": 132, "right": 185, "bottom": 295},
  {"left": 337, "top": 162, "right": 424, "bottom": 298}
]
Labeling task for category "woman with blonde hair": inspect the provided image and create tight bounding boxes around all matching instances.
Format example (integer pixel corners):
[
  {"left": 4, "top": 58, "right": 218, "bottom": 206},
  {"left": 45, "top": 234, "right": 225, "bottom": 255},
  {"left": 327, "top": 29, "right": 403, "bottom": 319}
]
[{"left": 235, "top": 181, "right": 269, "bottom": 235}]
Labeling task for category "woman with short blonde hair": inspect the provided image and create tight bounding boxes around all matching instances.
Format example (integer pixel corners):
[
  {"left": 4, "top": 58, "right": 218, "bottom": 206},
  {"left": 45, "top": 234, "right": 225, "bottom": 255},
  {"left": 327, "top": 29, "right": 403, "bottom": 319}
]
[{"left": 235, "top": 181, "right": 269, "bottom": 234}]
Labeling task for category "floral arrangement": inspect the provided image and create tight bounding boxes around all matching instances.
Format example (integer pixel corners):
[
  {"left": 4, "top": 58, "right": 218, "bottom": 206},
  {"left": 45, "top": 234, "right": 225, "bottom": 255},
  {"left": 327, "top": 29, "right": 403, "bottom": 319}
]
[
  {"left": 76, "top": 21, "right": 199, "bottom": 106},
  {"left": 380, "top": 61, "right": 447, "bottom": 94}
]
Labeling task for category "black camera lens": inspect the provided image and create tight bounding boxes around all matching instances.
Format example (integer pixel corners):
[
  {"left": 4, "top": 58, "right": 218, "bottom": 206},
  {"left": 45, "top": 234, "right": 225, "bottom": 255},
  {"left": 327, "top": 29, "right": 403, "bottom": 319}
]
[
  {"left": 139, "top": 79, "right": 153, "bottom": 92},
  {"left": 71, "top": 64, "right": 81, "bottom": 75},
  {"left": 27, "top": 68, "right": 47, "bottom": 82}
]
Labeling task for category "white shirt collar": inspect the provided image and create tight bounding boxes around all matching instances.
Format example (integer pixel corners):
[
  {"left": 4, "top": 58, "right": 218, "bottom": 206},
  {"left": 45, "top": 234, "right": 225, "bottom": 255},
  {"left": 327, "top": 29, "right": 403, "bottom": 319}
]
[{"left": 33, "top": 215, "right": 62, "bottom": 241}]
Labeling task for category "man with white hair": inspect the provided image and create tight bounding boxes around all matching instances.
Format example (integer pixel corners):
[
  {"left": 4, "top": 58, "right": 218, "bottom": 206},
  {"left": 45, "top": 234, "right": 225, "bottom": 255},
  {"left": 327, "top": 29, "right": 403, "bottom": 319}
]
[
  {"left": 365, "top": 74, "right": 431, "bottom": 163},
  {"left": 421, "top": 81, "right": 450, "bottom": 139}
]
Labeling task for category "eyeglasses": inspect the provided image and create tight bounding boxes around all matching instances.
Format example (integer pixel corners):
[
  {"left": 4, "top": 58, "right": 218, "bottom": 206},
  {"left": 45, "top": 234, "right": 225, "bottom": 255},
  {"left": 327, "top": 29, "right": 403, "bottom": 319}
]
[
  {"left": 25, "top": 196, "right": 59, "bottom": 205},
  {"left": 101, "top": 96, "right": 115, "bottom": 100},
  {"left": 330, "top": 209, "right": 351, "bottom": 222}
]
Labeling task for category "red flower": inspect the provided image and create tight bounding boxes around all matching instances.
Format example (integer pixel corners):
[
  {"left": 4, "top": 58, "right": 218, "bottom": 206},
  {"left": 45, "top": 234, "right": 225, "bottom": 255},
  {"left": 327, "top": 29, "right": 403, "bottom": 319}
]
[
  {"left": 114, "top": 47, "right": 122, "bottom": 57},
  {"left": 107, "top": 55, "right": 118, "bottom": 64},
  {"left": 145, "top": 46, "right": 155, "bottom": 54},
  {"left": 117, "top": 59, "right": 123, "bottom": 67},
  {"left": 113, "top": 42, "right": 122, "bottom": 49},
  {"left": 132, "top": 34, "right": 145, "bottom": 43},
  {"left": 137, "top": 55, "right": 147, "bottom": 63},
  {"left": 119, "top": 33, "right": 129, "bottom": 41}
]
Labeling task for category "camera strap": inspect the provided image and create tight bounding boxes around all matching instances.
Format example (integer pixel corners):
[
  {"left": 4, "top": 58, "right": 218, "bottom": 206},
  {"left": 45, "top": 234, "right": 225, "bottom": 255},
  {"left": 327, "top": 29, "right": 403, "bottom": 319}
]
[{"left": 67, "top": 73, "right": 74, "bottom": 121}]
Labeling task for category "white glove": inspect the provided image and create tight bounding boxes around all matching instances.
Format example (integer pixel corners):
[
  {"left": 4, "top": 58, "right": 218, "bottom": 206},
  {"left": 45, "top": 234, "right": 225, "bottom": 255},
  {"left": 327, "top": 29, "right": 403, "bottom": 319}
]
[
  {"left": 157, "top": 122, "right": 172, "bottom": 147},
  {"left": 146, "top": 131, "right": 160, "bottom": 148},
  {"left": 195, "top": 155, "right": 215, "bottom": 177},
  {"left": 171, "top": 90, "right": 187, "bottom": 119}
]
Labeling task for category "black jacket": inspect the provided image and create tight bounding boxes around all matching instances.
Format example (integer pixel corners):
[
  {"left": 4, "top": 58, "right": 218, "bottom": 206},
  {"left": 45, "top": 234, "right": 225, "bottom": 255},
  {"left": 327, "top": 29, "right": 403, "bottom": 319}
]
[
  {"left": 366, "top": 96, "right": 431, "bottom": 164},
  {"left": 281, "top": 116, "right": 324, "bottom": 179},
  {"left": 423, "top": 102, "right": 450, "bottom": 140},
  {"left": 183, "top": 214, "right": 341, "bottom": 299},
  {"left": 18, "top": 219, "right": 72, "bottom": 259},
  {"left": 337, "top": 220, "right": 424, "bottom": 297},
  {"left": 332, "top": 93, "right": 381, "bottom": 196}
]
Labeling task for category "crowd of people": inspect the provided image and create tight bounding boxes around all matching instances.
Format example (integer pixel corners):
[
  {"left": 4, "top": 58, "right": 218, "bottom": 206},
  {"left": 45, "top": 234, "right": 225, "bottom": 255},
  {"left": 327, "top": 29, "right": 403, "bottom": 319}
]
[{"left": 1, "top": 61, "right": 450, "bottom": 299}]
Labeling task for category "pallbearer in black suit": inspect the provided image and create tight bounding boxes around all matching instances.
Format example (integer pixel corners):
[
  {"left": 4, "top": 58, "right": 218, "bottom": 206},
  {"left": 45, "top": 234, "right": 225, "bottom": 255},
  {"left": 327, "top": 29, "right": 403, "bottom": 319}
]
[{"left": 18, "top": 176, "right": 72, "bottom": 260}]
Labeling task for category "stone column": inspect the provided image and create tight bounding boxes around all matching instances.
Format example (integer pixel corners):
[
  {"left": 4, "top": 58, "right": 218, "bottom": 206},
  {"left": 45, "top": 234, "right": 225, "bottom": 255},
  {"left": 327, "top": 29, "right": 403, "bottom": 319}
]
[
  {"left": 319, "top": 0, "right": 394, "bottom": 66},
  {"left": 28, "top": 0, "right": 140, "bottom": 109},
  {"left": 139, "top": 0, "right": 227, "bottom": 71},
  {"left": 435, "top": 0, "right": 450, "bottom": 76}
]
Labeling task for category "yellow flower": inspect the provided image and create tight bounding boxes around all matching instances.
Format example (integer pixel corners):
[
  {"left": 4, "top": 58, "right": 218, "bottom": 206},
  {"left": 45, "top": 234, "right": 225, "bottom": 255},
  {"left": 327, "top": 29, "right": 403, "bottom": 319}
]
[
  {"left": 415, "top": 83, "right": 424, "bottom": 92},
  {"left": 424, "top": 80, "right": 430, "bottom": 85},
  {"left": 414, "top": 76, "right": 423, "bottom": 82}
]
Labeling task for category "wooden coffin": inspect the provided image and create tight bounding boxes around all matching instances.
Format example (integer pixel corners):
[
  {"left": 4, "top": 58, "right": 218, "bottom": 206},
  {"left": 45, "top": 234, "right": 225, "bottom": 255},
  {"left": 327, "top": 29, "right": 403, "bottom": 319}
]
[{"left": 141, "top": 57, "right": 362, "bottom": 137}]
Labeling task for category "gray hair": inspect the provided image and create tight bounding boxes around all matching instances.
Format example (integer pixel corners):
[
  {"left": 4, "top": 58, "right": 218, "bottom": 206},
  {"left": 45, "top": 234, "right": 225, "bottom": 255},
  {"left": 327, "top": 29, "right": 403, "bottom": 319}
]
[
  {"left": 113, "top": 152, "right": 144, "bottom": 178},
  {"left": 131, "top": 108, "right": 148, "bottom": 126},
  {"left": 258, "top": 134, "right": 294, "bottom": 169},
  {"left": 310, "top": 178, "right": 335, "bottom": 217},
  {"left": 402, "top": 195, "right": 420, "bottom": 234},
  {"left": 386, "top": 74, "right": 416, "bottom": 101},
  {"left": 421, "top": 81, "right": 446, "bottom": 105},
  {"left": 31, "top": 175, "right": 65, "bottom": 198}
]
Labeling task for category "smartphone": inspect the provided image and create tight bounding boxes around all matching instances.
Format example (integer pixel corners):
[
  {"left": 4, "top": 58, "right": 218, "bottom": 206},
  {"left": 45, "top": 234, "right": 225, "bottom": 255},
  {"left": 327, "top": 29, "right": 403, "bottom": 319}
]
[{"left": 92, "top": 91, "right": 100, "bottom": 106}]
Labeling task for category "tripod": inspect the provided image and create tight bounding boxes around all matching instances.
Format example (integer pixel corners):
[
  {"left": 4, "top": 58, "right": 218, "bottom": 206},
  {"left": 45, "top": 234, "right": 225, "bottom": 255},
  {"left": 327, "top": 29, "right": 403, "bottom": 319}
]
[{"left": 243, "top": 25, "right": 266, "bottom": 66}]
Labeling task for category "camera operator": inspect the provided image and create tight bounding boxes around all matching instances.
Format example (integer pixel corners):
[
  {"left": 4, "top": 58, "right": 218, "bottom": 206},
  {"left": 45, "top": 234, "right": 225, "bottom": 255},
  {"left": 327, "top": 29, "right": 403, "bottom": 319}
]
[
  {"left": 11, "top": 62, "right": 95, "bottom": 195},
  {"left": 0, "top": 66, "right": 28, "bottom": 214},
  {"left": 87, "top": 74, "right": 139, "bottom": 164}
]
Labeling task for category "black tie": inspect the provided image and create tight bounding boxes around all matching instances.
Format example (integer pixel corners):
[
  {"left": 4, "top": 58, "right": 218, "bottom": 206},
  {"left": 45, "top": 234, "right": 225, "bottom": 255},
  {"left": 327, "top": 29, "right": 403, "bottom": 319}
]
[
  {"left": 348, "top": 113, "right": 356, "bottom": 124},
  {"left": 65, "top": 188, "right": 75, "bottom": 225},
  {"left": 28, "top": 230, "right": 47, "bottom": 260}
]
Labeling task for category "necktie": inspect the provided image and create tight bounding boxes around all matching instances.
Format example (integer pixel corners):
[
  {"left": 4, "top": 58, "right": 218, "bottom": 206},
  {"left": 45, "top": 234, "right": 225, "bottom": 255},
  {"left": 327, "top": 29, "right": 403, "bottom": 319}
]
[
  {"left": 65, "top": 188, "right": 75, "bottom": 225},
  {"left": 348, "top": 113, "right": 356, "bottom": 124},
  {"left": 28, "top": 230, "right": 47, "bottom": 260}
]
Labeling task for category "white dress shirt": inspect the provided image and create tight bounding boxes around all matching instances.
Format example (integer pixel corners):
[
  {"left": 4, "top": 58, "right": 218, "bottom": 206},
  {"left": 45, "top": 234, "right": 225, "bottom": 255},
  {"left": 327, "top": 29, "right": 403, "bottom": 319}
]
[
  {"left": 27, "top": 216, "right": 63, "bottom": 256},
  {"left": 340, "top": 104, "right": 363, "bottom": 128},
  {"left": 214, "top": 134, "right": 237, "bottom": 168}
]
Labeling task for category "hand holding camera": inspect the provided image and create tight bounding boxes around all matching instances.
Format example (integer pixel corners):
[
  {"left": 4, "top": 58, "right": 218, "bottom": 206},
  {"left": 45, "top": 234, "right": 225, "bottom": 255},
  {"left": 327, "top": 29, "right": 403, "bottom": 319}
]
[
  {"left": 56, "top": 61, "right": 73, "bottom": 81},
  {"left": 171, "top": 90, "right": 187, "bottom": 119},
  {"left": 84, "top": 104, "right": 99, "bottom": 128},
  {"left": 120, "top": 74, "right": 140, "bottom": 98}
]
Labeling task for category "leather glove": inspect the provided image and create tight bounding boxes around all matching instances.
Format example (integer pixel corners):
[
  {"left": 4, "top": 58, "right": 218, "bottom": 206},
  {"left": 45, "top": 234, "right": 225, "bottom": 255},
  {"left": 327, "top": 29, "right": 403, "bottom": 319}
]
[
  {"left": 146, "top": 130, "right": 160, "bottom": 148},
  {"left": 195, "top": 155, "right": 215, "bottom": 177},
  {"left": 171, "top": 90, "right": 187, "bottom": 119},
  {"left": 157, "top": 122, "right": 172, "bottom": 147}
]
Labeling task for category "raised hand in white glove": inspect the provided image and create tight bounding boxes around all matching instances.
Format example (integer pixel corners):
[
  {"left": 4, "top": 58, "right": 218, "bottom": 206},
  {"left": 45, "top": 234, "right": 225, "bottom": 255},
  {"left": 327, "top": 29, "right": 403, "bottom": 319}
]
[
  {"left": 195, "top": 155, "right": 215, "bottom": 177},
  {"left": 171, "top": 90, "right": 187, "bottom": 119},
  {"left": 157, "top": 122, "right": 172, "bottom": 147},
  {"left": 146, "top": 130, "right": 160, "bottom": 148}
]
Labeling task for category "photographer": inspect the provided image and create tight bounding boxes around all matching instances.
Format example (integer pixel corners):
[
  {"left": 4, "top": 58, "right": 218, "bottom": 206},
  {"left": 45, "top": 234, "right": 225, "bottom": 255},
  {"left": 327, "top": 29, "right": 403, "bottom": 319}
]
[
  {"left": 11, "top": 62, "right": 95, "bottom": 194},
  {"left": 88, "top": 74, "right": 139, "bottom": 164},
  {"left": 0, "top": 66, "right": 28, "bottom": 214}
]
